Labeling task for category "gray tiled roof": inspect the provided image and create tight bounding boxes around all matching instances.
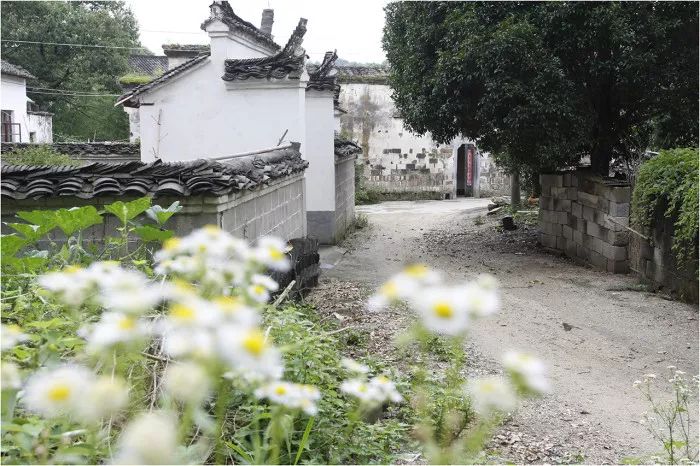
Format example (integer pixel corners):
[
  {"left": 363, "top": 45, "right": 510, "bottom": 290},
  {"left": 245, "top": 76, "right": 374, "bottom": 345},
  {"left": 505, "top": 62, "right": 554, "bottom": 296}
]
[
  {"left": 2, "top": 142, "right": 139, "bottom": 161},
  {"left": 1, "top": 59, "right": 35, "bottom": 79},
  {"left": 222, "top": 18, "right": 307, "bottom": 82},
  {"left": 334, "top": 137, "right": 361, "bottom": 159},
  {"left": 201, "top": 1, "right": 280, "bottom": 53},
  {"left": 335, "top": 65, "right": 388, "bottom": 84},
  {"left": 116, "top": 54, "right": 210, "bottom": 108},
  {"left": 1, "top": 145, "right": 307, "bottom": 200},
  {"left": 128, "top": 55, "right": 168, "bottom": 76},
  {"left": 162, "top": 44, "right": 211, "bottom": 55}
]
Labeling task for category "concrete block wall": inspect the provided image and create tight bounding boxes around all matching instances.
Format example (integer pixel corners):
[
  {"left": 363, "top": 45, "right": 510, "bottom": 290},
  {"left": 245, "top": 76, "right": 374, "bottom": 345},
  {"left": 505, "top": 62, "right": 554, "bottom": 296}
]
[
  {"left": 539, "top": 171, "right": 631, "bottom": 273},
  {"left": 1, "top": 174, "right": 307, "bottom": 245},
  {"left": 334, "top": 157, "right": 356, "bottom": 241}
]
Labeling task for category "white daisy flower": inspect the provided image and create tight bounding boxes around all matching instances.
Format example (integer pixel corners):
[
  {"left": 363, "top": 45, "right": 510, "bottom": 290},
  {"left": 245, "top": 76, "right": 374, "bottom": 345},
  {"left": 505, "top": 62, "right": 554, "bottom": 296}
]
[
  {"left": 411, "top": 287, "right": 470, "bottom": 335},
  {"left": 341, "top": 358, "right": 370, "bottom": 374},
  {"left": 464, "top": 282, "right": 500, "bottom": 318},
  {"left": 81, "top": 312, "right": 149, "bottom": 353},
  {"left": 367, "top": 274, "right": 416, "bottom": 311},
  {"left": 400, "top": 263, "right": 442, "bottom": 286},
  {"left": 247, "top": 284, "right": 271, "bottom": 303},
  {"left": 1, "top": 324, "right": 28, "bottom": 351},
  {"left": 502, "top": 351, "right": 550, "bottom": 394},
  {"left": 252, "top": 274, "right": 279, "bottom": 291},
  {"left": 163, "top": 362, "right": 211, "bottom": 405},
  {"left": 1, "top": 362, "right": 22, "bottom": 390},
  {"left": 23, "top": 365, "right": 94, "bottom": 418},
  {"left": 113, "top": 411, "right": 179, "bottom": 465},
  {"left": 340, "top": 379, "right": 381, "bottom": 404},
  {"left": 253, "top": 237, "right": 291, "bottom": 272},
  {"left": 254, "top": 381, "right": 321, "bottom": 416},
  {"left": 212, "top": 296, "right": 260, "bottom": 327},
  {"left": 466, "top": 376, "right": 517, "bottom": 416},
  {"left": 37, "top": 265, "right": 94, "bottom": 307},
  {"left": 161, "top": 327, "right": 216, "bottom": 360},
  {"left": 368, "top": 375, "right": 403, "bottom": 403},
  {"left": 217, "top": 325, "right": 284, "bottom": 381},
  {"left": 165, "top": 298, "right": 221, "bottom": 329},
  {"left": 77, "top": 376, "right": 129, "bottom": 423}
]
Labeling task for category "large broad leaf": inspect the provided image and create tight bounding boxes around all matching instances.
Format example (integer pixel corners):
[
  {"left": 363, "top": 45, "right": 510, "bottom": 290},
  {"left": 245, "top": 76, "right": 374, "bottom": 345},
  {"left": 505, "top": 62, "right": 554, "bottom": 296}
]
[
  {"left": 16, "top": 210, "right": 58, "bottom": 236},
  {"left": 6, "top": 223, "right": 42, "bottom": 242},
  {"left": 145, "top": 201, "right": 182, "bottom": 226},
  {"left": 1, "top": 234, "right": 27, "bottom": 257},
  {"left": 104, "top": 197, "right": 152, "bottom": 224},
  {"left": 54, "top": 206, "right": 103, "bottom": 236},
  {"left": 133, "top": 225, "right": 174, "bottom": 243}
]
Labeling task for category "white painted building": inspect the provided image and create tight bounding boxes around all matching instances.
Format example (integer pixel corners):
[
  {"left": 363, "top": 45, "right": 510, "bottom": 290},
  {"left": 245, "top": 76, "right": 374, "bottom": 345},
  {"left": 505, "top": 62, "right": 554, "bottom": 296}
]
[
  {"left": 117, "top": 1, "right": 355, "bottom": 244},
  {"left": 1, "top": 60, "right": 52, "bottom": 143},
  {"left": 336, "top": 66, "right": 510, "bottom": 198}
]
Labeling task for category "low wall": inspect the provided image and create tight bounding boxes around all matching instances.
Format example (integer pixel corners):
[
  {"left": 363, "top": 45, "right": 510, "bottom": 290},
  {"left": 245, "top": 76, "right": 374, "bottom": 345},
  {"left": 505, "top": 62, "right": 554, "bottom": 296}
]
[
  {"left": 539, "top": 171, "right": 631, "bottom": 273},
  {"left": 334, "top": 157, "right": 356, "bottom": 241},
  {"left": 364, "top": 173, "right": 446, "bottom": 193},
  {"left": 628, "top": 205, "right": 698, "bottom": 300},
  {"left": 1, "top": 174, "right": 307, "bottom": 244}
]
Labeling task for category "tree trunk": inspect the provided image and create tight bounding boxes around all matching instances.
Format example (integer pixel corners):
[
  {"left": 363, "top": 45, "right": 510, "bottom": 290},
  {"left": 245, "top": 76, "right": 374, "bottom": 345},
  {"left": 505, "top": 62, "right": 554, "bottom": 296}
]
[
  {"left": 510, "top": 169, "right": 521, "bottom": 209},
  {"left": 590, "top": 144, "right": 613, "bottom": 176}
]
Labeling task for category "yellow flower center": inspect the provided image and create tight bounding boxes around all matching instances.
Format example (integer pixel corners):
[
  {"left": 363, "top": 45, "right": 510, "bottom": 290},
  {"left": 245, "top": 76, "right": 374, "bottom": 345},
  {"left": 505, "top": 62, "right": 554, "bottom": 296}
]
[
  {"left": 163, "top": 238, "right": 181, "bottom": 251},
  {"left": 173, "top": 279, "right": 195, "bottom": 294},
  {"left": 48, "top": 384, "right": 71, "bottom": 402},
  {"left": 380, "top": 281, "right": 398, "bottom": 298},
  {"left": 358, "top": 384, "right": 368, "bottom": 392},
  {"left": 118, "top": 316, "right": 136, "bottom": 330},
  {"left": 480, "top": 382, "right": 495, "bottom": 393},
  {"left": 268, "top": 247, "right": 284, "bottom": 261},
  {"left": 214, "top": 296, "right": 243, "bottom": 314},
  {"left": 252, "top": 285, "right": 266, "bottom": 296},
  {"left": 274, "top": 385, "right": 287, "bottom": 395},
  {"left": 376, "top": 375, "right": 389, "bottom": 384},
  {"left": 170, "top": 303, "right": 196, "bottom": 321},
  {"left": 433, "top": 301, "right": 454, "bottom": 319},
  {"left": 242, "top": 330, "right": 267, "bottom": 356},
  {"left": 404, "top": 264, "right": 428, "bottom": 278},
  {"left": 64, "top": 265, "right": 82, "bottom": 274}
]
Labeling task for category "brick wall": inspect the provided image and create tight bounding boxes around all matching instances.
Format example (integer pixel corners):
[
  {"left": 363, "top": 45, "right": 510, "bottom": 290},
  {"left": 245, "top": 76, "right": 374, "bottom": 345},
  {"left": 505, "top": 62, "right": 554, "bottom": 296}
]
[
  {"left": 334, "top": 157, "right": 356, "bottom": 241},
  {"left": 539, "top": 171, "right": 631, "bottom": 273},
  {"left": 1, "top": 174, "right": 307, "bottom": 244}
]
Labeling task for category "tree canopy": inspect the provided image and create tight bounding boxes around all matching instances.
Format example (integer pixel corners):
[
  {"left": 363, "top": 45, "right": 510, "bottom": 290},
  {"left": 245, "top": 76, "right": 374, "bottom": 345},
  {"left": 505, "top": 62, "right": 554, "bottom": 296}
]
[
  {"left": 1, "top": 1, "right": 141, "bottom": 141},
  {"left": 383, "top": 2, "right": 698, "bottom": 175}
]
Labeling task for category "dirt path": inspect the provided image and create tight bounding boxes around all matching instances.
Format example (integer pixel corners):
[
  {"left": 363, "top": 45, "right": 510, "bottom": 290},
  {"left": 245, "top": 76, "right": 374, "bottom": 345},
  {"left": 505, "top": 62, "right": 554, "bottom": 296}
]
[{"left": 313, "top": 198, "right": 699, "bottom": 464}]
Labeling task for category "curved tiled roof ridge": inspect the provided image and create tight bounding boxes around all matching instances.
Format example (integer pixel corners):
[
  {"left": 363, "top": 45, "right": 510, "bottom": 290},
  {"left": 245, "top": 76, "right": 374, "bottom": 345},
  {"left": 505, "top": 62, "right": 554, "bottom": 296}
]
[
  {"left": 334, "top": 137, "right": 361, "bottom": 159},
  {"left": 222, "top": 18, "right": 307, "bottom": 82},
  {"left": 1, "top": 59, "right": 35, "bottom": 79},
  {"left": 201, "top": 1, "right": 280, "bottom": 53},
  {"left": 116, "top": 54, "right": 210, "bottom": 107},
  {"left": 335, "top": 65, "right": 389, "bottom": 84},
  {"left": 1, "top": 146, "right": 308, "bottom": 200},
  {"left": 307, "top": 50, "right": 338, "bottom": 92}
]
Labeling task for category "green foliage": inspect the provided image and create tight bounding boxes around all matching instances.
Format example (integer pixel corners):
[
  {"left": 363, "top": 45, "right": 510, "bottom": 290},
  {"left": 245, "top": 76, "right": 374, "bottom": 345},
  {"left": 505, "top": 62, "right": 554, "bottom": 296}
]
[
  {"left": 1, "top": 1, "right": 141, "bottom": 141},
  {"left": 118, "top": 73, "right": 155, "bottom": 85},
  {"left": 1, "top": 146, "right": 81, "bottom": 167},
  {"left": 383, "top": 2, "right": 698, "bottom": 174},
  {"left": 631, "top": 148, "right": 699, "bottom": 274}
]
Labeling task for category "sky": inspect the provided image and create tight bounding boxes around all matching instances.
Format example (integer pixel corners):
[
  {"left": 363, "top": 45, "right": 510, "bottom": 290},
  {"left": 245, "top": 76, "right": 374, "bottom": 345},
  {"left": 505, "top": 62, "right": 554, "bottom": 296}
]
[{"left": 125, "top": 0, "right": 390, "bottom": 64}]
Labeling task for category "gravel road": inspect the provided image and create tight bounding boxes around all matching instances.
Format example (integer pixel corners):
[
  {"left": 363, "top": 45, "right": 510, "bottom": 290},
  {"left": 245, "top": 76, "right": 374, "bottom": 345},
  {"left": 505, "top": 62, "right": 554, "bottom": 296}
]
[{"left": 315, "top": 198, "right": 699, "bottom": 464}]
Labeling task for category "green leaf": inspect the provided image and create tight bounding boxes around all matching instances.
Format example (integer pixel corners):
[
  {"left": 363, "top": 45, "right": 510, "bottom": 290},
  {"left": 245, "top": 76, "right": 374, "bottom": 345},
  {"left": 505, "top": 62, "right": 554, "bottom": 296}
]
[
  {"left": 1, "top": 234, "right": 27, "bottom": 257},
  {"left": 6, "top": 223, "right": 42, "bottom": 242},
  {"left": 16, "top": 210, "right": 57, "bottom": 234},
  {"left": 133, "top": 225, "right": 174, "bottom": 243},
  {"left": 226, "top": 441, "right": 253, "bottom": 463},
  {"left": 146, "top": 201, "right": 182, "bottom": 226},
  {"left": 54, "top": 206, "right": 103, "bottom": 236},
  {"left": 104, "top": 197, "right": 152, "bottom": 224},
  {"left": 294, "top": 416, "right": 315, "bottom": 465}
]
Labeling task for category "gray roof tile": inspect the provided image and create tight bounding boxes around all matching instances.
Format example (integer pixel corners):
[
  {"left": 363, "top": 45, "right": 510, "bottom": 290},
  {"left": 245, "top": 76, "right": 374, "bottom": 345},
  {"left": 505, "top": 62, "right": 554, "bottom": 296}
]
[{"left": 1, "top": 59, "right": 35, "bottom": 79}]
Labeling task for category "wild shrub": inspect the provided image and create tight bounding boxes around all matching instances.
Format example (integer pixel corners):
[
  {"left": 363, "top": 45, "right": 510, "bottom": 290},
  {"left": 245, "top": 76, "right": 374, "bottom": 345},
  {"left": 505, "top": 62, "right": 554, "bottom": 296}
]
[{"left": 1, "top": 146, "right": 81, "bottom": 167}]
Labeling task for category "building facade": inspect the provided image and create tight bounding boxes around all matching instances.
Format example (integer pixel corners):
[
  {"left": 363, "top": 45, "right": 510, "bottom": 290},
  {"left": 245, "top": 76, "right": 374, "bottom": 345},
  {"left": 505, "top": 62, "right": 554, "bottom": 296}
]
[{"left": 1, "top": 60, "right": 52, "bottom": 144}]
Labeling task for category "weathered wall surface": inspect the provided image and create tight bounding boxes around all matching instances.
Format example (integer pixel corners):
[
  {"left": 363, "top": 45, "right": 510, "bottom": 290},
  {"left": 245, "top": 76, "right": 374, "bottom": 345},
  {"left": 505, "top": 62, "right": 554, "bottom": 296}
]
[
  {"left": 26, "top": 112, "right": 53, "bottom": 143},
  {"left": 539, "top": 171, "right": 631, "bottom": 273},
  {"left": 1, "top": 75, "right": 30, "bottom": 143},
  {"left": 364, "top": 173, "right": 446, "bottom": 194},
  {"left": 628, "top": 204, "right": 698, "bottom": 300},
  {"left": 1, "top": 174, "right": 306, "bottom": 244},
  {"left": 479, "top": 155, "right": 511, "bottom": 197},
  {"left": 334, "top": 156, "right": 355, "bottom": 240}
]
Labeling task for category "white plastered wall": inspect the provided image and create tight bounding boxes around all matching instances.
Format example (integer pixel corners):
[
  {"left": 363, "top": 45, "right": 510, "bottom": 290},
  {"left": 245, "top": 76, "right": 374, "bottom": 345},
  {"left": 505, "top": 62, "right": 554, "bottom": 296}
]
[
  {"left": 1, "top": 75, "right": 29, "bottom": 142},
  {"left": 304, "top": 89, "right": 335, "bottom": 212}
]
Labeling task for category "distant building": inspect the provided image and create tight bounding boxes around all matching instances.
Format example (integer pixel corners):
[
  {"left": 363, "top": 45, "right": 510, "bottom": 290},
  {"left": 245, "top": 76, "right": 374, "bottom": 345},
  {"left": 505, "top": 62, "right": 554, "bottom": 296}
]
[
  {"left": 0, "top": 59, "right": 52, "bottom": 143},
  {"left": 336, "top": 65, "right": 510, "bottom": 198}
]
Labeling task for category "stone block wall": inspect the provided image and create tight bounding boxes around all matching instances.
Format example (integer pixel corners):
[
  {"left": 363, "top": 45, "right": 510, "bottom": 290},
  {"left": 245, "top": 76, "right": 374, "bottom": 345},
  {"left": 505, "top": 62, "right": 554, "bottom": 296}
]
[
  {"left": 539, "top": 171, "right": 631, "bottom": 273},
  {"left": 1, "top": 174, "right": 307, "bottom": 245},
  {"left": 364, "top": 172, "right": 447, "bottom": 194},
  {"left": 334, "top": 157, "right": 356, "bottom": 241}
]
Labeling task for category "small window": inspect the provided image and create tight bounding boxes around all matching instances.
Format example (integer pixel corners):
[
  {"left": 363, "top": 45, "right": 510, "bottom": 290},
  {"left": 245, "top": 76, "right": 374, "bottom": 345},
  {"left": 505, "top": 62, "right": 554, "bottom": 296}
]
[{"left": 29, "top": 132, "right": 36, "bottom": 142}]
